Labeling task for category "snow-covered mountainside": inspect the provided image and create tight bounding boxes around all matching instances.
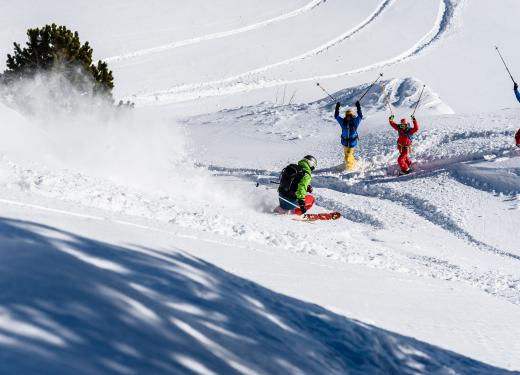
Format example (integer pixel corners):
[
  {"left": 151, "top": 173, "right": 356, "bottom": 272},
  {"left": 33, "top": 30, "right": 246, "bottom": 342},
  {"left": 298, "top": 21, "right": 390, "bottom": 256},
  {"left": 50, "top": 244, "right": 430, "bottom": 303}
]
[
  {"left": 1, "top": 0, "right": 520, "bottom": 374},
  {"left": 2, "top": 0, "right": 520, "bottom": 114}
]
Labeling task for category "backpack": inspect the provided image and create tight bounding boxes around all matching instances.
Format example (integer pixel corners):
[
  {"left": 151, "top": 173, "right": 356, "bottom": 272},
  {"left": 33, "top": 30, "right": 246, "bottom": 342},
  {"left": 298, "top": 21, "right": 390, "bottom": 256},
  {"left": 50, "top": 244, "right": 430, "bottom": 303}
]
[{"left": 278, "top": 164, "right": 305, "bottom": 198}]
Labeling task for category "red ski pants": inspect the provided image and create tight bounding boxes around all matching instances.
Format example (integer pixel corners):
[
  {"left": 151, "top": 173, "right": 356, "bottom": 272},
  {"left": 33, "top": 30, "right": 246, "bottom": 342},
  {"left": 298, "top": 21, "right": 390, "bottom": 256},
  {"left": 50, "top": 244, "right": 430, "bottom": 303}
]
[
  {"left": 294, "top": 195, "right": 315, "bottom": 215},
  {"left": 397, "top": 144, "right": 412, "bottom": 172}
]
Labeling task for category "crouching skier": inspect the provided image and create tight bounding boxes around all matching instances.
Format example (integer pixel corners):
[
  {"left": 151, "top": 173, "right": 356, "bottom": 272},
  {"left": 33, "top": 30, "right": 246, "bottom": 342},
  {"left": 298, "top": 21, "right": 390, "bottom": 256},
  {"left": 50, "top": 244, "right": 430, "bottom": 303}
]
[
  {"left": 274, "top": 155, "right": 317, "bottom": 215},
  {"left": 514, "top": 83, "right": 520, "bottom": 147},
  {"left": 389, "top": 114, "right": 419, "bottom": 174},
  {"left": 334, "top": 101, "right": 363, "bottom": 171}
]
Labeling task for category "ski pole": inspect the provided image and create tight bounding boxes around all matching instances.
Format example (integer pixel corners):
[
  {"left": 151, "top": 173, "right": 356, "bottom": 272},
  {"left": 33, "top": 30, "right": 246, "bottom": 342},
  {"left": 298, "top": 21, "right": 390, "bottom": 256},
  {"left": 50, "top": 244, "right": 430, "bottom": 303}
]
[
  {"left": 256, "top": 182, "right": 307, "bottom": 216},
  {"left": 276, "top": 194, "right": 308, "bottom": 217},
  {"left": 412, "top": 85, "right": 426, "bottom": 117},
  {"left": 278, "top": 195, "right": 300, "bottom": 209},
  {"left": 358, "top": 73, "right": 384, "bottom": 102},
  {"left": 380, "top": 84, "right": 394, "bottom": 116},
  {"left": 255, "top": 181, "right": 279, "bottom": 189},
  {"left": 495, "top": 46, "right": 517, "bottom": 83},
  {"left": 316, "top": 82, "right": 336, "bottom": 102}
]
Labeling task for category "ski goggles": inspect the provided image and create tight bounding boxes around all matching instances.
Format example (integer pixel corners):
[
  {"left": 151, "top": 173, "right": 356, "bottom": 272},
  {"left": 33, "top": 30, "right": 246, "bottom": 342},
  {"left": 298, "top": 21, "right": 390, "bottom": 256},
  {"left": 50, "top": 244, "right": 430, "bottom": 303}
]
[{"left": 307, "top": 158, "right": 317, "bottom": 171}]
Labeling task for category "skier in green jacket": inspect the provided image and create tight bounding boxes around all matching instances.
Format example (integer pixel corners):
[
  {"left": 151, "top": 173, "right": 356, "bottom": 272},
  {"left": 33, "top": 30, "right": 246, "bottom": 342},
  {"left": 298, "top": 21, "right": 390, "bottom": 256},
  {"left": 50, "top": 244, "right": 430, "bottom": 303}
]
[{"left": 275, "top": 155, "right": 317, "bottom": 215}]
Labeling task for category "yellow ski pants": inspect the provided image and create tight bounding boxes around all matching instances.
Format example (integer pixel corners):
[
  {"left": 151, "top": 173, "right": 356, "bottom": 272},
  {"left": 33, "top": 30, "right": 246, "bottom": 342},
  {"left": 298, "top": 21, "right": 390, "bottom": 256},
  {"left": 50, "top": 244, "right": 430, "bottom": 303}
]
[{"left": 343, "top": 147, "right": 357, "bottom": 171}]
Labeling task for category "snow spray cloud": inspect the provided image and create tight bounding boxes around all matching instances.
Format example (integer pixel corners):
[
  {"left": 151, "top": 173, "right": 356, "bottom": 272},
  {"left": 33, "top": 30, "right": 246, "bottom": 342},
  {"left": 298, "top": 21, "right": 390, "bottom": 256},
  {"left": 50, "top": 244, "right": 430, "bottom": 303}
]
[{"left": 0, "top": 71, "right": 245, "bottom": 208}]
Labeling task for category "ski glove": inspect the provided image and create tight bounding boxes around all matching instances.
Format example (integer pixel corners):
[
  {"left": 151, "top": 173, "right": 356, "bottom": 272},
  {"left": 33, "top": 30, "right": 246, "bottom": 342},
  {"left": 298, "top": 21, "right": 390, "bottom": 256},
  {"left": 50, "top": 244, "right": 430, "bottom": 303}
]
[
  {"left": 335, "top": 102, "right": 341, "bottom": 110},
  {"left": 307, "top": 185, "right": 313, "bottom": 193},
  {"left": 411, "top": 115, "right": 416, "bottom": 121},
  {"left": 298, "top": 200, "right": 307, "bottom": 214},
  {"left": 389, "top": 115, "right": 395, "bottom": 120},
  {"left": 515, "top": 82, "right": 519, "bottom": 91},
  {"left": 355, "top": 101, "right": 361, "bottom": 109}
]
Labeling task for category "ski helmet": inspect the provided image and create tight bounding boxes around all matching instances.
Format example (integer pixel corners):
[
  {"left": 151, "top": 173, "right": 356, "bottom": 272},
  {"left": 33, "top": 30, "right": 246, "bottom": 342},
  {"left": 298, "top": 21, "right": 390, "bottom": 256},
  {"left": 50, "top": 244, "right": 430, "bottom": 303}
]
[
  {"left": 399, "top": 118, "right": 408, "bottom": 129},
  {"left": 303, "top": 155, "right": 317, "bottom": 171}
]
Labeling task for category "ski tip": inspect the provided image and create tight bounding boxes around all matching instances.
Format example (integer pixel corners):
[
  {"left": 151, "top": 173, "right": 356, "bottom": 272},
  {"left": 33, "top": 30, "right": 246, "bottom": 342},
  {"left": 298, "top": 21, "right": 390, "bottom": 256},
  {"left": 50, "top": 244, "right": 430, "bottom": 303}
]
[{"left": 293, "top": 212, "right": 342, "bottom": 222}]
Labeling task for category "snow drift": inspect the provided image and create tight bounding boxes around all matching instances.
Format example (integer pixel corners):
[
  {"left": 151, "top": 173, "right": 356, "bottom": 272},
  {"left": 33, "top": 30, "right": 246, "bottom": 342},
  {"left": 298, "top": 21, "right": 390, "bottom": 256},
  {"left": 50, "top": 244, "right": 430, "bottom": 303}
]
[{"left": 312, "top": 78, "right": 455, "bottom": 116}]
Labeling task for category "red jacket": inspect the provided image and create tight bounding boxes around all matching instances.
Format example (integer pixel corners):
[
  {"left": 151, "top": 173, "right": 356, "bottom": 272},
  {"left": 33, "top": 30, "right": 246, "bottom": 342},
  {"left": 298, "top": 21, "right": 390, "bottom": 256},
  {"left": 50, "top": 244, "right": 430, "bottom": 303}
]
[
  {"left": 516, "top": 129, "right": 520, "bottom": 144},
  {"left": 390, "top": 119, "right": 419, "bottom": 146}
]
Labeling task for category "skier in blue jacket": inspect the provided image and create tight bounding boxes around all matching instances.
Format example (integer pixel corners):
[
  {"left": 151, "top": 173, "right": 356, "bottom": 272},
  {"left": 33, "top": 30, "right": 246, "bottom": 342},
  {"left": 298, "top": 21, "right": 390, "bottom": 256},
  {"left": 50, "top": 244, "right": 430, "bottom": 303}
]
[
  {"left": 515, "top": 83, "right": 520, "bottom": 146},
  {"left": 334, "top": 100, "right": 363, "bottom": 170}
]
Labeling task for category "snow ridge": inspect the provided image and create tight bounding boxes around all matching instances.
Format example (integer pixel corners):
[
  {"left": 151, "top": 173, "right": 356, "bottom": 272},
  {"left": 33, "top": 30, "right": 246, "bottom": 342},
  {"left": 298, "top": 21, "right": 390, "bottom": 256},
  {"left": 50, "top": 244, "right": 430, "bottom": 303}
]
[{"left": 313, "top": 77, "right": 454, "bottom": 115}]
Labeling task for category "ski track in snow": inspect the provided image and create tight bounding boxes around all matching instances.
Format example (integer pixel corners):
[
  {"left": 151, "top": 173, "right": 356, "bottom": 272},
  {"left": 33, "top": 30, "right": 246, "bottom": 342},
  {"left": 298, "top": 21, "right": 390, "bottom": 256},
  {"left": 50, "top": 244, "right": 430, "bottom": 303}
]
[
  {"left": 316, "top": 173, "right": 520, "bottom": 262},
  {"left": 198, "top": 144, "right": 520, "bottom": 306},
  {"left": 132, "top": 0, "right": 464, "bottom": 106},
  {"left": 103, "top": 0, "right": 326, "bottom": 63},
  {"left": 1, "top": 146, "right": 519, "bottom": 307},
  {"left": 5, "top": 173, "right": 520, "bottom": 309},
  {"left": 249, "top": 171, "right": 520, "bottom": 306},
  {"left": 0, "top": 197, "right": 283, "bottom": 257},
  {"left": 1, "top": 108, "right": 518, "bottom": 308},
  {"left": 132, "top": 0, "right": 394, "bottom": 94}
]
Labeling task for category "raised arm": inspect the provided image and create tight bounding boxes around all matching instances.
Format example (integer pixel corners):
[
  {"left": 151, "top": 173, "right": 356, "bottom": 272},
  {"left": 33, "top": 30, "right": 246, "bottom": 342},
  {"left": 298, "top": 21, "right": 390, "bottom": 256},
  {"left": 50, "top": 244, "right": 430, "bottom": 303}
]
[
  {"left": 515, "top": 82, "right": 520, "bottom": 103},
  {"left": 355, "top": 101, "right": 363, "bottom": 120},
  {"left": 334, "top": 102, "right": 341, "bottom": 118},
  {"left": 389, "top": 115, "right": 398, "bottom": 131},
  {"left": 334, "top": 102, "right": 343, "bottom": 126},
  {"left": 410, "top": 115, "right": 419, "bottom": 135}
]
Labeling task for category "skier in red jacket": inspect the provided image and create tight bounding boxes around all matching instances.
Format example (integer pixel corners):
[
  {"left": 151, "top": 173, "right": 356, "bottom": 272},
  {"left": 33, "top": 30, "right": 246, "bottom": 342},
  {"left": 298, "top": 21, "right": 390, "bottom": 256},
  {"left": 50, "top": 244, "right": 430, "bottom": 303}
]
[
  {"left": 516, "top": 128, "right": 520, "bottom": 147},
  {"left": 389, "top": 115, "right": 419, "bottom": 174}
]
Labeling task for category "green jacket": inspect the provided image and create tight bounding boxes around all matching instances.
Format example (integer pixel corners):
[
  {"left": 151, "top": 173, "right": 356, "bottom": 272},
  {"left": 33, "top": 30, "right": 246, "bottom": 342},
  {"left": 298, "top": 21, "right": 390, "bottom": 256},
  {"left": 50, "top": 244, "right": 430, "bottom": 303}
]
[{"left": 295, "top": 159, "right": 312, "bottom": 200}]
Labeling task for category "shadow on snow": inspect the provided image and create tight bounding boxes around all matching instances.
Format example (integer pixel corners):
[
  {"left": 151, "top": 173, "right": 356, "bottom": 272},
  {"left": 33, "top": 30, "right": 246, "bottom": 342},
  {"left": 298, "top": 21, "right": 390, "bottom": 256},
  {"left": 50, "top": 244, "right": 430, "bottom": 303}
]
[{"left": 0, "top": 218, "right": 516, "bottom": 375}]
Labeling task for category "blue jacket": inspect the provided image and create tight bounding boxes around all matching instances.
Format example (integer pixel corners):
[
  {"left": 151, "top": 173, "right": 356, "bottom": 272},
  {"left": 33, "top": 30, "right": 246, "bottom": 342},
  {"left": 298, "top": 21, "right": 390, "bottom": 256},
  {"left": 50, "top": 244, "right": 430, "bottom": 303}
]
[
  {"left": 515, "top": 87, "right": 520, "bottom": 103},
  {"left": 334, "top": 103, "right": 363, "bottom": 147}
]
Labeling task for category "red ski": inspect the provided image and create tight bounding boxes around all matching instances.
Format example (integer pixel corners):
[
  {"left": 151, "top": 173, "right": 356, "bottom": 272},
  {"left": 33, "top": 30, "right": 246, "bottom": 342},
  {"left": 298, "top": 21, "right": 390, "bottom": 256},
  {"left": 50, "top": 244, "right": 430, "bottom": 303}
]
[{"left": 293, "top": 212, "right": 342, "bottom": 222}]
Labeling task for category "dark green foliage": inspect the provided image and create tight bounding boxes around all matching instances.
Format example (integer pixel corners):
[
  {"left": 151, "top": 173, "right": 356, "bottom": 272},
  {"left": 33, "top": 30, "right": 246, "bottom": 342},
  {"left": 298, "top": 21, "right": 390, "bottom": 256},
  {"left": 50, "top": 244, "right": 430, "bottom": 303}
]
[{"left": 1, "top": 24, "right": 114, "bottom": 99}]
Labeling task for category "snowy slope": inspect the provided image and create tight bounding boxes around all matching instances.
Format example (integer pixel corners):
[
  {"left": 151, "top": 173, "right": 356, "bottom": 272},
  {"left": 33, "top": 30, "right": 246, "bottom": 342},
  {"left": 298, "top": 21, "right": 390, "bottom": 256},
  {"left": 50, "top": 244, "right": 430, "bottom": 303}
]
[
  {"left": 1, "top": 0, "right": 520, "bottom": 374},
  {"left": 1, "top": 95, "right": 520, "bottom": 373},
  {"left": 2, "top": 0, "right": 520, "bottom": 113},
  {"left": 2, "top": 204, "right": 518, "bottom": 375}
]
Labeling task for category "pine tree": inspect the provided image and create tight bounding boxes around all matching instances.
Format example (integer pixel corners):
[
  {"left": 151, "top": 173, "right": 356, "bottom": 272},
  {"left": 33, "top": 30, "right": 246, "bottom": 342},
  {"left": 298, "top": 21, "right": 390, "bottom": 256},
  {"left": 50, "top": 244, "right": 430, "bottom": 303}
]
[{"left": 1, "top": 24, "right": 114, "bottom": 101}]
